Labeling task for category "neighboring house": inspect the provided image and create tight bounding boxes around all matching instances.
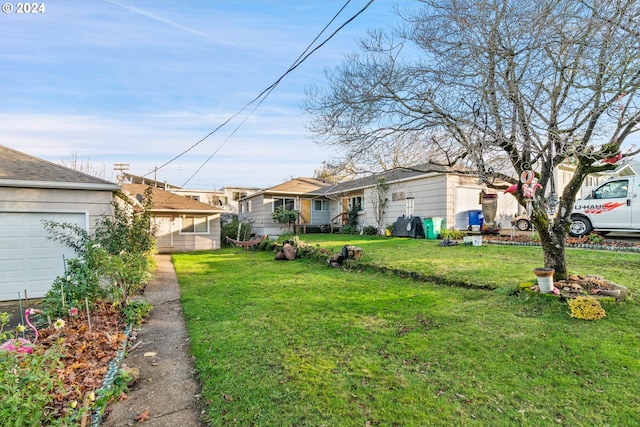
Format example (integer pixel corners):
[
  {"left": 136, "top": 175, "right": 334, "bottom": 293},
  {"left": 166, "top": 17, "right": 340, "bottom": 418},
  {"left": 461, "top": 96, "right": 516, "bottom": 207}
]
[
  {"left": 555, "top": 160, "right": 638, "bottom": 200},
  {"left": 121, "top": 184, "right": 223, "bottom": 253},
  {"left": 0, "top": 145, "right": 120, "bottom": 302},
  {"left": 238, "top": 177, "right": 332, "bottom": 237},
  {"left": 322, "top": 163, "right": 519, "bottom": 233},
  {"left": 172, "top": 186, "right": 262, "bottom": 215},
  {"left": 122, "top": 172, "right": 261, "bottom": 214},
  {"left": 239, "top": 165, "right": 519, "bottom": 238}
]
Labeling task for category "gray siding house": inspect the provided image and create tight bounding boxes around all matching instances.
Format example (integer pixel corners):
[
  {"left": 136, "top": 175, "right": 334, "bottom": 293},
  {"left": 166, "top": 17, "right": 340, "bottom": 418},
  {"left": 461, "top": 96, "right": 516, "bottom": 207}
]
[
  {"left": 0, "top": 145, "right": 120, "bottom": 301},
  {"left": 121, "top": 184, "right": 222, "bottom": 253},
  {"left": 323, "top": 164, "right": 519, "bottom": 233}
]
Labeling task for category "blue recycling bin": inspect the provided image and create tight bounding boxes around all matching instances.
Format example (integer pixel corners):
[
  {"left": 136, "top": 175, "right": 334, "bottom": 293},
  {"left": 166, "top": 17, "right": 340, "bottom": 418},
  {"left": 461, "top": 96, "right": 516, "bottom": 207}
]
[{"left": 468, "top": 210, "right": 484, "bottom": 228}]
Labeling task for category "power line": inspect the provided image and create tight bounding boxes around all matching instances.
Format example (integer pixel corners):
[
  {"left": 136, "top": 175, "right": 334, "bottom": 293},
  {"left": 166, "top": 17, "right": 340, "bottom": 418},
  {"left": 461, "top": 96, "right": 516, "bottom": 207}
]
[
  {"left": 145, "top": 0, "right": 375, "bottom": 185},
  {"left": 181, "top": 0, "right": 373, "bottom": 187}
]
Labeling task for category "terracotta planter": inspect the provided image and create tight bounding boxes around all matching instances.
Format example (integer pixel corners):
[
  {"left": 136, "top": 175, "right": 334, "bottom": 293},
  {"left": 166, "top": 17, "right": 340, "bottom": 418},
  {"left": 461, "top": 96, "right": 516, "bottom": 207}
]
[{"left": 533, "top": 268, "right": 555, "bottom": 293}]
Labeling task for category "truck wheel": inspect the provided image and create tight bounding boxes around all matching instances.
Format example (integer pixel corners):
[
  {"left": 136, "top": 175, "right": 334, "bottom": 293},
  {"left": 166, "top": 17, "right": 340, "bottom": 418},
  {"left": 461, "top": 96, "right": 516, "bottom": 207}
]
[
  {"left": 569, "top": 217, "right": 592, "bottom": 237},
  {"left": 516, "top": 218, "right": 531, "bottom": 231}
]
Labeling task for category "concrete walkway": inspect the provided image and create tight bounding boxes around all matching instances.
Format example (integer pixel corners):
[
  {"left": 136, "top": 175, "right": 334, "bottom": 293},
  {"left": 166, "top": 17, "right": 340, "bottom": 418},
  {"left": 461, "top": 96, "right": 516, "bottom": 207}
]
[{"left": 102, "top": 254, "right": 204, "bottom": 427}]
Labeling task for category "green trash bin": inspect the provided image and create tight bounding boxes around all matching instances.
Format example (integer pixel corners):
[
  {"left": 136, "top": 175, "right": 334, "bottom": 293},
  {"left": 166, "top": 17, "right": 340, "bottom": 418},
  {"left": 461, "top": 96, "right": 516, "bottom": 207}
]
[
  {"left": 432, "top": 217, "right": 443, "bottom": 237},
  {"left": 424, "top": 218, "right": 437, "bottom": 239}
]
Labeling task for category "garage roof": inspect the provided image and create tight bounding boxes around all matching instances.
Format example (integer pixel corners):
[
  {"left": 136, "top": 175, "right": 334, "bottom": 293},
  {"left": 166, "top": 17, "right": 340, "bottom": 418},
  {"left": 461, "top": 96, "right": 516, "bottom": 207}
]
[
  {"left": 0, "top": 145, "right": 120, "bottom": 190},
  {"left": 121, "top": 184, "right": 222, "bottom": 214}
]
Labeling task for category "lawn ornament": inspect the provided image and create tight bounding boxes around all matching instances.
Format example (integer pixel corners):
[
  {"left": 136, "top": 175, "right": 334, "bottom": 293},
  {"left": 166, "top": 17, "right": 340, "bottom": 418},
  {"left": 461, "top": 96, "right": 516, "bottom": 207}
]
[{"left": 0, "top": 308, "right": 41, "bottom": 354}]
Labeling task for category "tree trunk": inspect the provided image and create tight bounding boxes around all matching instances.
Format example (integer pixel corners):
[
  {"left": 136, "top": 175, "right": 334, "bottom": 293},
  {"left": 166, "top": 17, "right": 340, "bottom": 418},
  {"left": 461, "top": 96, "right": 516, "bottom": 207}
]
[{"left": 533, "top": 213, "right": 568, "bottom": 280}]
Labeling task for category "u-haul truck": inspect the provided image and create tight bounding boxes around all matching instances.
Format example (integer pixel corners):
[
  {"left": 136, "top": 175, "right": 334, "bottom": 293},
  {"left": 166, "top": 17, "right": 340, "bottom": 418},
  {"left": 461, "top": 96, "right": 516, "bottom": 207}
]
[{"left": 570, "top": 176, "right": 639, "bottom": 237}]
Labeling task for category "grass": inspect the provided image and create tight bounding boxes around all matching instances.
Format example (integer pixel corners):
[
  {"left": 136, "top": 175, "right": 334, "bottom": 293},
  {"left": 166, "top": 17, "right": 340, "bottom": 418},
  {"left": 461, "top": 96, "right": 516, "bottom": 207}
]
[{"left": 173, "top": 236, "right": 640, "bottom": 426}]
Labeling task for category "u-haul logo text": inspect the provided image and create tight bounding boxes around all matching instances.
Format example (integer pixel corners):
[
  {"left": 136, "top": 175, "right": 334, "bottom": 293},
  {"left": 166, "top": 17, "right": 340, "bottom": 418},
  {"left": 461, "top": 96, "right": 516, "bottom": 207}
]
[{"left": 574, "top": 201, "right": 626, "bottom": 214}]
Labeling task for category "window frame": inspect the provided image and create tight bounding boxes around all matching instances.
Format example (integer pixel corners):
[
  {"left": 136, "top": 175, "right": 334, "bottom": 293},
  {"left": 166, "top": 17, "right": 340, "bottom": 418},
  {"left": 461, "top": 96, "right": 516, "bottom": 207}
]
[
  {"left": 273, "top": 197, "right": 296, "bottom": 212},
  {"left": 179, "top": 215, "right": 210, "bottom": 234}
]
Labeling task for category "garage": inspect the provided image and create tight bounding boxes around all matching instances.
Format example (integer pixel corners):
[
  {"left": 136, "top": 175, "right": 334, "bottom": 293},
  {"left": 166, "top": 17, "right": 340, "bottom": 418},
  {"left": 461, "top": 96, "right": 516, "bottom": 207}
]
[
  {"left": 0, "top": 212, "right": 87, "bottom": 301},
  {"left": 1, "top": 144, "right": 120, "bottom": 301}
]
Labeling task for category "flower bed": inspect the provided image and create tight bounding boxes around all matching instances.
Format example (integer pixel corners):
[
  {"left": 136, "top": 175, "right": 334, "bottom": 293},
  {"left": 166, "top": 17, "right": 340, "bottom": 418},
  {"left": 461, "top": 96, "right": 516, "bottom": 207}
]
[{"left": 0, "top": 303, "right": 128, "bottom": 425}]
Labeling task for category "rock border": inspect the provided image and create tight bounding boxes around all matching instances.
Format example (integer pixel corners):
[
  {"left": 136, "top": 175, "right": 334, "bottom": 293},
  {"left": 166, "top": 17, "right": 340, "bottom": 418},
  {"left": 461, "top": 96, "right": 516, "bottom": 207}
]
[
  {"left": 485, "top": 238, "right": 640, "bottom": 252},
  {"left": 91, "top": 323, "right": 132, "bottom": 426}
]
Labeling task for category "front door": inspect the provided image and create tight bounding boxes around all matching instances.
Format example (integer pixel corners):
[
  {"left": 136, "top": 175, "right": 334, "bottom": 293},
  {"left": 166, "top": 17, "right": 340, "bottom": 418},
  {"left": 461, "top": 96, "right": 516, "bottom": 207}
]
[
  {"left": 300, "top": 199, "right": 311, "bottom": 224},
  {"left": 154, "top": 216, "right": 173, "bottom": 248}
]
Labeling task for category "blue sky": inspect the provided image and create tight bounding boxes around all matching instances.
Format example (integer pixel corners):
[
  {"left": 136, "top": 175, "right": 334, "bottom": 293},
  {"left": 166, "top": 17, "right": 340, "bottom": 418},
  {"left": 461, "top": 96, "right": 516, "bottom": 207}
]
[{"left": 1, "top": 1, "right": 408, "bottom": 188}]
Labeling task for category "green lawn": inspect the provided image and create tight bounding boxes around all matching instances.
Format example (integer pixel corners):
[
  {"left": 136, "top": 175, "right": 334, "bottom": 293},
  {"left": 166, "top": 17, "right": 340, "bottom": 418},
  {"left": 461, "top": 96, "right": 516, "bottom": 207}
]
[{"left": 173, "top": 236, "right": 640, "bottom": 426}]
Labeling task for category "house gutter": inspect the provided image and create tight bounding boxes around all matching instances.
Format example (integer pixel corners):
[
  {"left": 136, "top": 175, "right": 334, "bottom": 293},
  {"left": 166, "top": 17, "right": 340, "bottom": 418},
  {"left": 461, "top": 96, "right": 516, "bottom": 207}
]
[
  {"left": 0, "top": 179, "right": 120, "bottom": 191},
  {"left": 151, "top": 209, "right": 221, "bottom": 215},
  {"left": 324, "top": 171, "right": 446, "bottom": 196}
]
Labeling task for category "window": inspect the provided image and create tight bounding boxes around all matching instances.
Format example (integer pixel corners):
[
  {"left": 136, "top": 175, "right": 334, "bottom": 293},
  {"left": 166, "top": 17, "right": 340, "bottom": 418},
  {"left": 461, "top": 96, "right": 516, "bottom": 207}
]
[
  {"left": 349, "top": 196, "right": 363, "bottom": 210},
  {"left": 594, "top": 180, "right": 628, "bottom": 199},
  {"left": 392, "top": 192, "right": 406, "bottom": 201},
  {"left": 188, "top": 195, "right": 200, "bottom": 201},
  {"left": 247, "top": 200, "right": 252, "bottom": 212},
  {"left": 405, "top": 197, "right": 415, "bottom": 217},
  {"left": 232, "top": 191, "right": 247, "bottom": 201},
  {"left": 314, "top": 200, "right": 329, "bottom": 211},
  {"left": 273, "top": 197, "right": 295, "bottom": 211},
  {"left": 181, "top": 215, "right": 209, "bottom": 233}
]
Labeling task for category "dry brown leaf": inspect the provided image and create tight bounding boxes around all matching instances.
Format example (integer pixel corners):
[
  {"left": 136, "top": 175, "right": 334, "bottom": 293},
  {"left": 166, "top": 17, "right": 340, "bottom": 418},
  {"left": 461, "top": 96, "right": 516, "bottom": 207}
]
[{"left": 134, "top": 409, "right": 151, "bottom": 423}]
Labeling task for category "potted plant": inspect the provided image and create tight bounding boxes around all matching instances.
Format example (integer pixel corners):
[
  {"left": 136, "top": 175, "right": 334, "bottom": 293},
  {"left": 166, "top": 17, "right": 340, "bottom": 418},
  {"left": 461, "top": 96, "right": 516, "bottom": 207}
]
[{"left": 533, "top": 268, "right": 555, "bottom": 293}]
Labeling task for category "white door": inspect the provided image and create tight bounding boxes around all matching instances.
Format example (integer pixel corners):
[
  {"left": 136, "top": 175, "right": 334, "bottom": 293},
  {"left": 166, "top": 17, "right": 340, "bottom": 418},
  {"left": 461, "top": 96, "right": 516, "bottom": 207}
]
[
  {"left": 154, "top": 216, "right": 173, "bottom": 248},
  {"left": 454, "top": 186, "right": 482, "bottom": 230},
  {"left": 0, "top": 212, "right": 86, "bottom": 301}
]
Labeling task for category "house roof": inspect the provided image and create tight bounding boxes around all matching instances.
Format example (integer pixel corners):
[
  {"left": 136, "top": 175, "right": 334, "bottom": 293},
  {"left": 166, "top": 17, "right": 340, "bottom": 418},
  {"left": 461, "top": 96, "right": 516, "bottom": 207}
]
[
  {"left": 323, "top": 163, "right": 460, "bottom": 195},
  {"left": 122, "top": 172, "right": 182, "bottom": 190},
  {"left": 242, "top": 177, "right": 330, "bottom": 200},
  {"left": 0, "top": 144, "right": 120, "bottom": 191},
  {"left": 121, "top": 184, "right": 222, "bottom": 213},
  {"left": 267, "top": 177, "right": 331, "bottom": 194}
]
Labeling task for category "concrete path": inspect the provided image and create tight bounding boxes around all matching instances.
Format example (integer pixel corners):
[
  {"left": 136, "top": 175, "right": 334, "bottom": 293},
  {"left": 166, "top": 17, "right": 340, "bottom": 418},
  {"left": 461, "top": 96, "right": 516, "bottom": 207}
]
[{"left": 102, "top": 254, "right": 204, "bottom": 427}]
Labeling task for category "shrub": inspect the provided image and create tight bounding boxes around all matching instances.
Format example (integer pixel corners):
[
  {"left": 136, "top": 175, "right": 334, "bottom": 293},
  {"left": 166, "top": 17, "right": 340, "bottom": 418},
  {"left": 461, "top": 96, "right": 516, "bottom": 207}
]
[
  {"left": 440, "top": 229, "right": 465, "bottom": 240},
  {"left": 41, "top": 255, "right": 104, "bottom": 318},
  {"left": 587, "top": 232, "right": 605, "bottom": 245},
  {"left": 122, "top": 299, "right": 153, "bottom": 327},
  {"left": 42, "top": 188, "right": 156, "bottom": 312},
  {"left": 341, "top": 225, "right": 358, "bottom": 234},
  {"left": 272, "top": 207, "right": 298, "bottom": 232},
  {"left": 362, "top": 225, "right": 378, "bottom": 235},
  {"left": 567, "top": 296, "right": 606, "bottom": 320},
  {"left": 221, "top": 217, "right": 252, "bottom": 245}
]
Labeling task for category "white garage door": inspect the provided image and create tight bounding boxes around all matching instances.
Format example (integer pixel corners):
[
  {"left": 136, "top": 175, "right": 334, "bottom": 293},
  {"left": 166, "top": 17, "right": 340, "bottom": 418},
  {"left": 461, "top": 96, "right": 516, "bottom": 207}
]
[
  {"left": 0, "top": 212, "right": 86, "bottom": 301},
  {"left": 454, "top": 186, "right": 483, "bottom": 230}
]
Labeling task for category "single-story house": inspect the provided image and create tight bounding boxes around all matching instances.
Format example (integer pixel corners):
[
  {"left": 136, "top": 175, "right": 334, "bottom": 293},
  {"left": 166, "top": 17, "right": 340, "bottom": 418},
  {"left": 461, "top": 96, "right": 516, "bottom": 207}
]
[
  {"left": 238, "top": 164, "right": 518, "bottom": 238},
  {"left": 238, "top": 177, "right": 332, "bottom": 237},
  {"left": 0, "top": 145, "right": 120, "bottom": 302},
  {"left": 322, "top": 163, "right": 519, "bottom": 233},
  {"left": 121, "top": 184, "right": 222, "bottom": 253}
]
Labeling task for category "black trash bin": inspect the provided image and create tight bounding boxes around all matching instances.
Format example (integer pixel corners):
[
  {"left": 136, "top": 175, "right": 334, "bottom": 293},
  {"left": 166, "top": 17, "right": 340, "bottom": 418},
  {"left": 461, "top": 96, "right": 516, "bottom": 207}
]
[{"left": 391, "top": 216, "right": 425, "bottom": 238}]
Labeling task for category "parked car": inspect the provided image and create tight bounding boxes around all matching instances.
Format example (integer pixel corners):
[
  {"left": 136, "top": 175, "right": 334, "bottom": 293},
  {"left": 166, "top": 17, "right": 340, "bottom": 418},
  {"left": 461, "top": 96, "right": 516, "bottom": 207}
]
[{"left": 511, "top": 213, "right": 532, "bottom": 231}]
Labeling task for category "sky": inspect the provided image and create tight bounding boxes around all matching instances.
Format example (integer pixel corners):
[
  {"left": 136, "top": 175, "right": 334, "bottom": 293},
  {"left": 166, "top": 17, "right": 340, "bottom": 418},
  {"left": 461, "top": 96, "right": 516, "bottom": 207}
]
[{"left": 1, "top": 0, "right": 410, "bottom": 189}]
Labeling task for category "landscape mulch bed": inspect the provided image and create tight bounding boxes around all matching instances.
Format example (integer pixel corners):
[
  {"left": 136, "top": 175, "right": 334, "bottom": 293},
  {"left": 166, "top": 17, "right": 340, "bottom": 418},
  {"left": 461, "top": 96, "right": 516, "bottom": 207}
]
[{"left": 34, "top": 303, "right": 127, "bottom": 419}]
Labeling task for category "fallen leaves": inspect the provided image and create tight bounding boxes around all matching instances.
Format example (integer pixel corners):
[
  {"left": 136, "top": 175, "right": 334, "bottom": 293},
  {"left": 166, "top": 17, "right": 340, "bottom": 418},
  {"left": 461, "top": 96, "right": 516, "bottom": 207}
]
[
  {"left": 134, "top": 409, "right": 151, "bottom": 422},
  {"left": 35, "top": 302, "right": 127, "bottom": 419}
]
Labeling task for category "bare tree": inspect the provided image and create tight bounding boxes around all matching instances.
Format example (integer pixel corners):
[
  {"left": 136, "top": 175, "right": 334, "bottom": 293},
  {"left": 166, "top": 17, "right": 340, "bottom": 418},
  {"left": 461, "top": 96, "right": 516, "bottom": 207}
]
[
  {"left": 305, "top": 0, "right": 640, "bottom": 279},
  {"left": 60, "top": 152, "right": 108, "bottom": 180}
]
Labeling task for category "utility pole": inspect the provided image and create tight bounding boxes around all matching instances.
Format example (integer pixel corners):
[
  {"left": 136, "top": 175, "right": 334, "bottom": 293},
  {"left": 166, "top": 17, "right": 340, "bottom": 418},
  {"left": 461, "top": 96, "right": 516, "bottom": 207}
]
[{"left": 113, "top": 163, "right": 130, "bottom": 184}]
